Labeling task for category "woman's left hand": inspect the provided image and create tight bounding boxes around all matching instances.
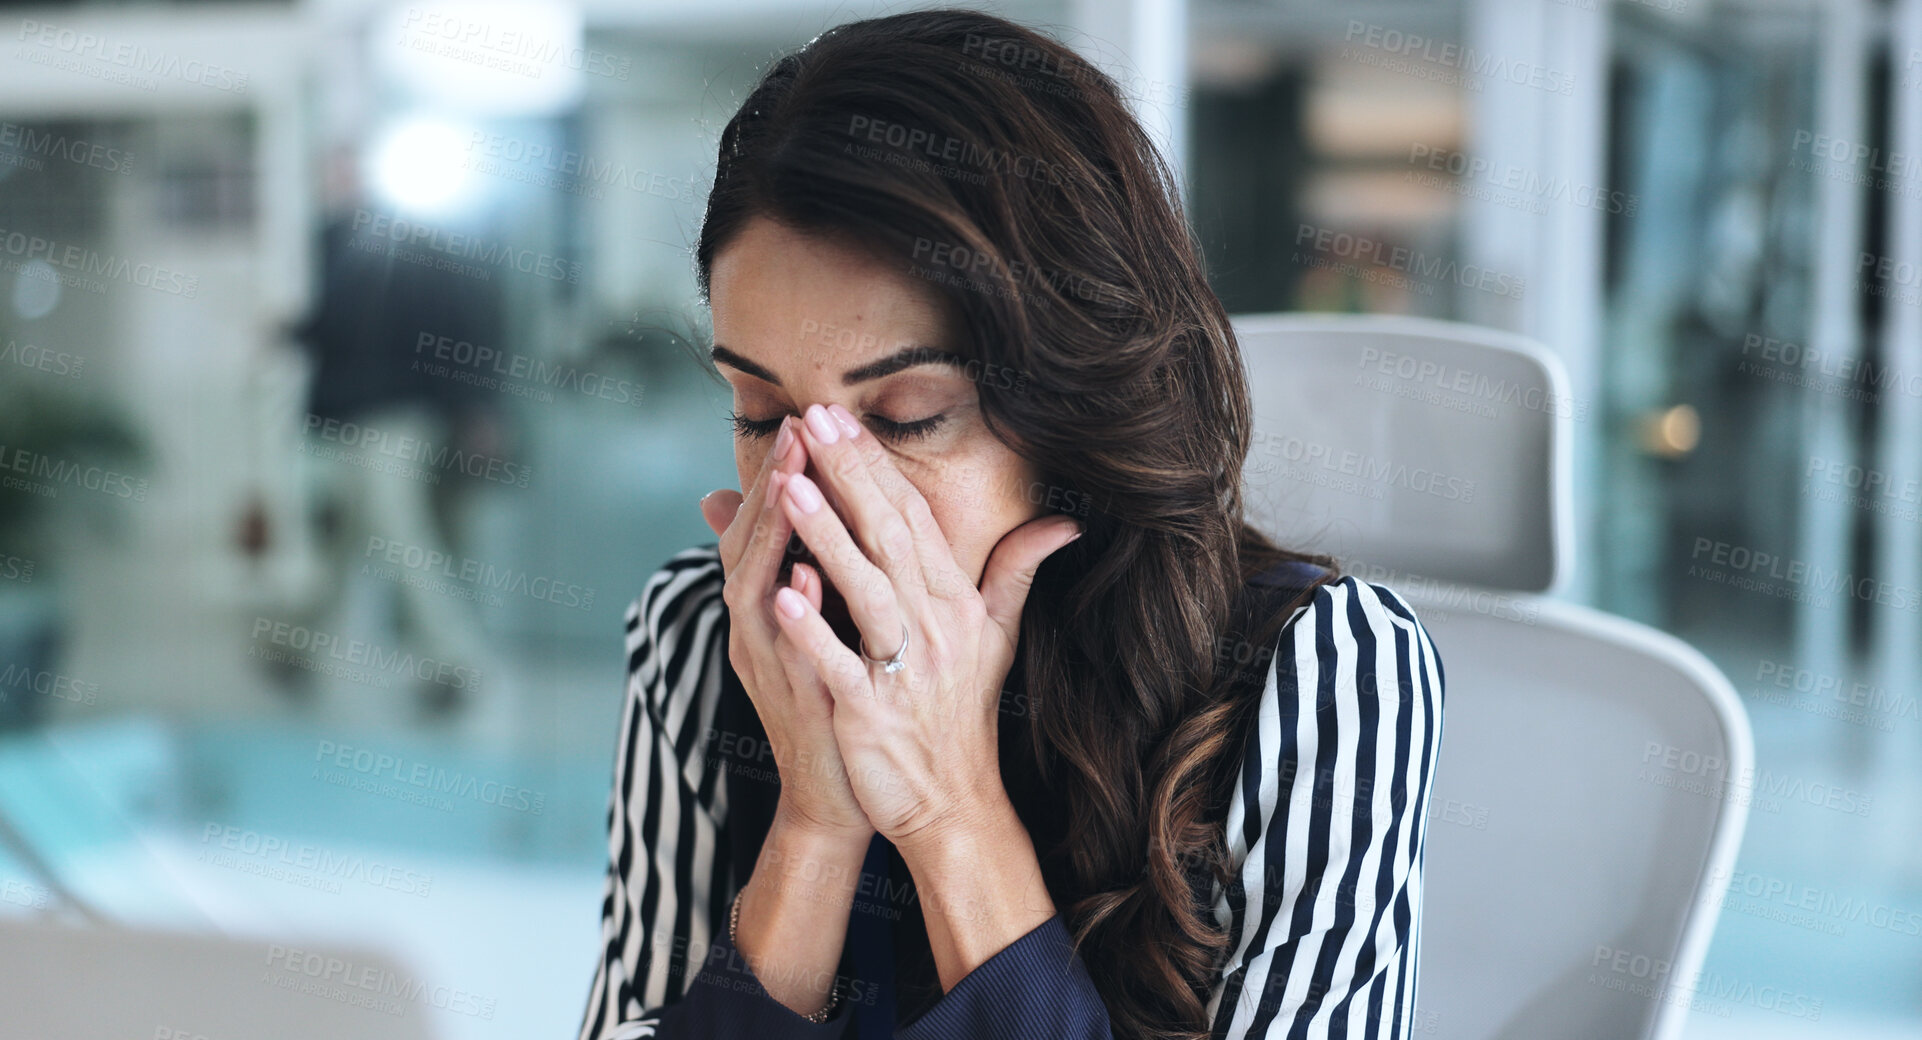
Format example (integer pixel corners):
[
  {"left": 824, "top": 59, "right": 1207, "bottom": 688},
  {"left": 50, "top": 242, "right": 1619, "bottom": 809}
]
[{"left": 770, "top": 402, "right": 1082, "bottom": 852}]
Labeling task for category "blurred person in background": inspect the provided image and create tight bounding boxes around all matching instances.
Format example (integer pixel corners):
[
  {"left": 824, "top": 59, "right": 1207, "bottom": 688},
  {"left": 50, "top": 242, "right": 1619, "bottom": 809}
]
[{"left": 279, "top": 143, "right": 508, "bottom": 724}]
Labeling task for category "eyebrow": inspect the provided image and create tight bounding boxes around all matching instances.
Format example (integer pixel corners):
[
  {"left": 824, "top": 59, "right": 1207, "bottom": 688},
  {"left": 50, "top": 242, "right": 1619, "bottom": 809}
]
[{"left": 710, "top": 343, "right": 969, "bottom": 386}]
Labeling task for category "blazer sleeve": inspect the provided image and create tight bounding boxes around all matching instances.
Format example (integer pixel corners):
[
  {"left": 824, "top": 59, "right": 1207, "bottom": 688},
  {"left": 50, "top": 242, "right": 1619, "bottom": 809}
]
[
  {"left": 577, "top": 547, "right": 857, "bottom": 1040},
  {"left": 1204, "top": 576, "right": 1446, "bottom": 1040}
]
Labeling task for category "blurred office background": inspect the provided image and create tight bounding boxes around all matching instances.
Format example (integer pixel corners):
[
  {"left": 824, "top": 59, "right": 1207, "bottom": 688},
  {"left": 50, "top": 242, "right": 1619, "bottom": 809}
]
[{"left": 0, "top": 0, "right": 1917, "bottom": 1036}]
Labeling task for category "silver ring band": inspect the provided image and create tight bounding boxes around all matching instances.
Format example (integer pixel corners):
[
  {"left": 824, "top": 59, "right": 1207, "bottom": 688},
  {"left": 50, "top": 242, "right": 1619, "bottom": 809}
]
[{"left": 860, "top": 622, "right": 910, "bottom": 674}]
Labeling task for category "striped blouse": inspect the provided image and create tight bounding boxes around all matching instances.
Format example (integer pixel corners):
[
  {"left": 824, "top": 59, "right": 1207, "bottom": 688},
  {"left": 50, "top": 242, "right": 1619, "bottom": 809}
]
[{"left": 577, "top": 542, "right": 1445, "bottom": 1040}]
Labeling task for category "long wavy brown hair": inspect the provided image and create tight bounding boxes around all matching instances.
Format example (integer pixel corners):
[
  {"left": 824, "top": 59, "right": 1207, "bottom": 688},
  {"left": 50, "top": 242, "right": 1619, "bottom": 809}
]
[{"left": 693, "top": 9, "right": 1339, "bottom": 1039}]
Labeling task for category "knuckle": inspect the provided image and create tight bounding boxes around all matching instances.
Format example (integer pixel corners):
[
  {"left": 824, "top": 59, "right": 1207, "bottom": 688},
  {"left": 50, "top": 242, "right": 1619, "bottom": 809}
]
[
  {"left": 855, "top": 581, "right": 892, "bottom": 620},
  {"left": 904, "top": 495, "right": 939, "bottom": 535},
  {"left": 830, "top": 449, "right": 863, "bottom": 480},
  {"left": 809, "top": 628, "right": 840, "bottom": 662}
]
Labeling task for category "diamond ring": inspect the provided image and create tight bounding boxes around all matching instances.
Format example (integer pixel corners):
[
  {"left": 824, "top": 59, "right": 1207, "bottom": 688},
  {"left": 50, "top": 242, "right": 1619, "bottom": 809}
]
[{"left": 859, "top": 622, "right": 910, "bottom": 674}]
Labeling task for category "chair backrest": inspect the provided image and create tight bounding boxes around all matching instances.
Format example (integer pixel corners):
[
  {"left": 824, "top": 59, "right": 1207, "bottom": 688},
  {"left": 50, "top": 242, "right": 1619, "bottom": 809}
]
[
  {"left": 1234, "top": 312, "right": 1753, "bottom": 1040},
  {"left": 1394, "top": 590, "right": 1753, "bottom": 1040},
  {"left": 1235, "top": 312, "right": 1574, "bottom": 594}
]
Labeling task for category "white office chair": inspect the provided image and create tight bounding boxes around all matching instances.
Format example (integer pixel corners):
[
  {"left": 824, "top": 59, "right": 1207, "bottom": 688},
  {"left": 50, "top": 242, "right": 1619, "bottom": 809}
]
[
  {"left": 0, "top": 914, "right": 439, "bottom": 1040},
  {"left": 1235, "top": 313, "right": 1754, "bottom": 1040}
]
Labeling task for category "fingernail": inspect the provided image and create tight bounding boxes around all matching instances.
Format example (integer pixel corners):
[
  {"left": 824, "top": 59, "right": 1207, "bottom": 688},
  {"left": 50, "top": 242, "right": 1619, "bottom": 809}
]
[
  {"left": 699, "top": 489, "right": 717, "bottom": 506},
  {"left": 786, "top": 472, "right": 824, "bottom": 514},
  {"left": 804, "top": 403, "right": 840, "bottom": 444},
  {"left": 775, "top": 586, "right": 806, "bottom": 619},
  {"left": 827, "top": 403, "right": 861, "bottom": 439},
  {"left": 773, "top": 418, "right": 794, "bottom": 459}
]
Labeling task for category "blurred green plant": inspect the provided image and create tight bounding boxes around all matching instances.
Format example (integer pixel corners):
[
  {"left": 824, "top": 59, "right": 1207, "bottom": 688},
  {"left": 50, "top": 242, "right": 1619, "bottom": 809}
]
[{"left": 0, "top": 376, "right": 147, "bottom": 553}]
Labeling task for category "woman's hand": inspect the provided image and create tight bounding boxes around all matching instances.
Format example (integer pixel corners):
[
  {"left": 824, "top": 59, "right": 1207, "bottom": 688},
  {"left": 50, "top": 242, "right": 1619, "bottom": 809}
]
[
  {"left": 701, "top": 416, "right": 872, "bottom": 841},
  {"left": 769, "top": 403, "right": 1082, "bottom": 853}
]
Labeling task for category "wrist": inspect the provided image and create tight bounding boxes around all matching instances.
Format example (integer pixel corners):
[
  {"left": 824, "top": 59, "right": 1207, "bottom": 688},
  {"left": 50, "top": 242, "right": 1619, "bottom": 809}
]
[
  {"left": 772, "top": 796, "right": 874, "bottom": 848},
  {"left": 896, "top": 796, "right": 1057, "bottom": 992},
  {"left": 891, "top": 790, "right": 1019, "bottom": 862}
]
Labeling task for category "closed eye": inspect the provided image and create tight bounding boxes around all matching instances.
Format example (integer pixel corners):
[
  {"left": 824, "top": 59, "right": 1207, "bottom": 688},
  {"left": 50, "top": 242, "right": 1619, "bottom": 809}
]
[{"left": 727, "top": 410, "right": 947, "bottom": 443}]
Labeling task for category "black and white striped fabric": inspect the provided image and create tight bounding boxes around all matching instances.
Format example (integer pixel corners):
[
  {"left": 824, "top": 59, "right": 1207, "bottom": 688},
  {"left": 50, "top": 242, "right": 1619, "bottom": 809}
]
[{"left": 577, "top": 543, "right": 1445, "bottom": 1040}]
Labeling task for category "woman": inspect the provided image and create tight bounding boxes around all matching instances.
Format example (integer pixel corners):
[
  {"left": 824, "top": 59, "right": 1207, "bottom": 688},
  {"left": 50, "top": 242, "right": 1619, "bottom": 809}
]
[{"left": 578, "top": 9, "right": 1444, "bottom": 1040}]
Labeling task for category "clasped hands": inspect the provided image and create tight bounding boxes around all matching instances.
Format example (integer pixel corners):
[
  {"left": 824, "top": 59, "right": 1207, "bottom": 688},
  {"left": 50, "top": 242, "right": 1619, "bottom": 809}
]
[{"left": 699, "top": 402, "right": 1082, "bottom": 854}]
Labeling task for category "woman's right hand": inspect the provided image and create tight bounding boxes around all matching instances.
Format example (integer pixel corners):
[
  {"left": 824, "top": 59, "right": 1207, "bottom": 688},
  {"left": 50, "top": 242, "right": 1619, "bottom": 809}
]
[{"left": 701, "top": 416, "right": 874, "bottom": 841}]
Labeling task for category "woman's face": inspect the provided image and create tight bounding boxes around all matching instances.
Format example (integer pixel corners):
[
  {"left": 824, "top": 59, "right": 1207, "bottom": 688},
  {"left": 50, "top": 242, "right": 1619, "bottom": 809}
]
[{"left": 708, "top": 214, "right": 1047, "bottom": 645}]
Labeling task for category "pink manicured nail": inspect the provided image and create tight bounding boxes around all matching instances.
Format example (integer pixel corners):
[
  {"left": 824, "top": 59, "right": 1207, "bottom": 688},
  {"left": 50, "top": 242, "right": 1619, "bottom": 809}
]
[
  {"left": 785, "top": 472, "right": 825, "bottom": 513},
  {"left": 773, "top": 418, "right": 794, "bottom": 459},
  {"left": 827, "top": 403, "right": 861, "bottom": 439},
  {"left": 775, "top": 586, "right": 806, "bottom": 619},
  {"left": 804, "top": 403, "right": 840, "bottom": 444}
]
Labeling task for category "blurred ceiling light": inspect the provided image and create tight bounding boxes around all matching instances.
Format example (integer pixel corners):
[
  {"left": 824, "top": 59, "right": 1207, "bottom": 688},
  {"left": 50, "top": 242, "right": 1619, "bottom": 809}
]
[
  {"left": 367, "top": 118, "right": 476, "bottom": 215},
  {"left": 1638, "top": 404, "right": 1702, "bottom": 459},
  {"left": 372, "top": 1, "right": 587, "bottom": 116}
]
